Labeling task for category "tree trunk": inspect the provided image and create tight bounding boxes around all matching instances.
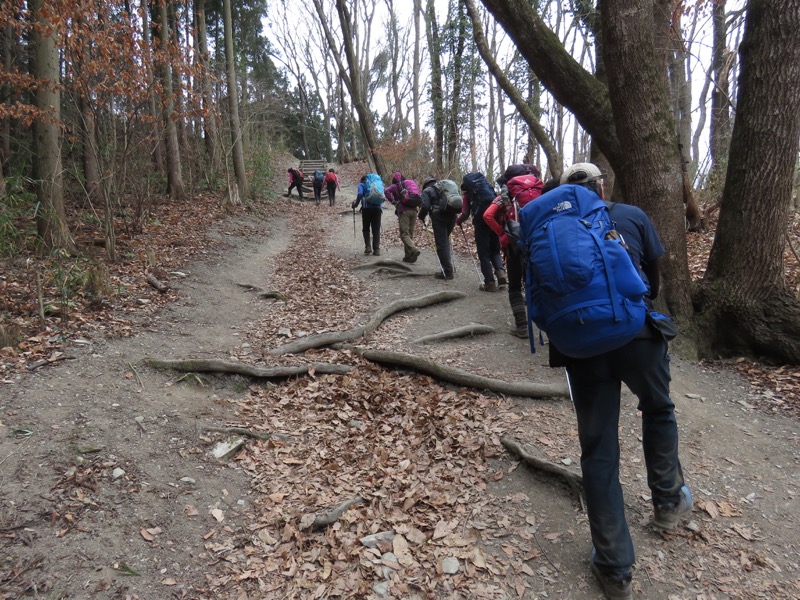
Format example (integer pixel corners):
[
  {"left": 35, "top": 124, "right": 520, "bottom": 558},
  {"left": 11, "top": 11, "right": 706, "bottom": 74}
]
[
  {"left": 465, "top": 0, "right": 561, "bottom": 178},
  {"left": 697, "top": 0, "right": 800, "bottom": 364},
  {"left": 601, "top": 0, "right": 694, "bottom": 326},
  {"left": 195, "top": 0, "right": 223, "bottom": 174},
  {"left": 0, "top": 21, "right": 12, "bottom": 183},
  {"left": 223, "top": 0, "right": 249, "bottom": 200},
  {"left": 446, "top": 1, "right": 466, "bottom": 171},
  {"left": 412, "top": 0, "right": 422, "bottom": 138},
  {"left": 158, "top": 0, "right": 185, "bottom": 200},
  {"left": 31, "top": 0, "right": 71, "bottom": 250},
  {"left": 710, "top": 0, "right": 733, "bottom": 182},
  {"left": 142, "top": 0, "right": 165, "bottom": 177},
  {"left": 425, "top": 0, "right": 445, "bottom": 172}
]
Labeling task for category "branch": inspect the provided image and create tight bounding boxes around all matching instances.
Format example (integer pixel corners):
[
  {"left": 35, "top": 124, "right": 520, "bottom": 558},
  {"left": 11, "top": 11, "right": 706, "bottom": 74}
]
[
  {"left": 270, "top": 290, "right": 466, "bottom": 356},
  {"left": 143, "top": 358, "right": 353, "bottom": 378},
  {"left": 303, "top": 497, "right": 365, "bottom": 531},
  {"left": 146, "top": 273, "right": 169, "bottom": 293},
  {"left": 359, "top": 348, "right": 568, "bottom": 399}
]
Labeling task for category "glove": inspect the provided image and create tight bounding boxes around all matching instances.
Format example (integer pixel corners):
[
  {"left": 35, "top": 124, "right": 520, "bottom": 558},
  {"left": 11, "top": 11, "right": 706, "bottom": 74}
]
[
  {"left": 456, "top": 215, "right": 464, "bottom": 227},
  {"left": 351, "top": 201, "right": 357, "bottom": 209}
]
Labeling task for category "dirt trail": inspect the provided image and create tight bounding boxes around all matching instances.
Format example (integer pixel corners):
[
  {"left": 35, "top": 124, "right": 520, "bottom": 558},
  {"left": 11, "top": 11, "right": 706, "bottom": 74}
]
[{"left": 2, "top": 182, "right": 799, "bottom": 599}]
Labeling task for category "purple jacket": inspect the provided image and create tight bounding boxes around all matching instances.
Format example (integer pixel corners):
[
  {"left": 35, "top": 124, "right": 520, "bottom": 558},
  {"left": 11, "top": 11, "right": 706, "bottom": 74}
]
[{"left": 385, "top": 171, "right": 418, "bottom": 215}]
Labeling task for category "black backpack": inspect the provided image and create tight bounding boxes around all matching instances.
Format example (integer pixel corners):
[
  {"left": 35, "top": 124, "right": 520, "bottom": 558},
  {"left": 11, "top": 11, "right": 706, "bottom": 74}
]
[
  {"left": 497, "top": 163, "right": 540, "bottom": 186},
  {"left": 461, "top": 172, "right": 496, "bottom": 218}
]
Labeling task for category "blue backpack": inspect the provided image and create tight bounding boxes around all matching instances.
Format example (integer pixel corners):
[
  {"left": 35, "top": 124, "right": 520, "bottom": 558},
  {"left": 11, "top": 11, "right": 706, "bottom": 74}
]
[
  {"left": 364, "top": 173, "right": 385, "bottom": 207},
  {"left": 313, "top": 170, "right": 324, "bottom": 183},
  {"left": 518, "top": 184, "right": 649, "bottom": 359}
]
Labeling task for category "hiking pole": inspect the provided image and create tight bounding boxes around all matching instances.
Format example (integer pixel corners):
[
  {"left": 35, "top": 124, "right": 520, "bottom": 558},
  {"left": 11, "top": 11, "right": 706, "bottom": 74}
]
[
  {"left": 564, "top": 368, "right": 576, "bottom": 414},
  {"left": 424, "top": 221, "right": 447, "bottom": 279},
  {"left": 352, "top": 208, "right": 357, "bottom": 257},
  {"left": 459, "top": 223, "right": 483, "bottom": 284}
]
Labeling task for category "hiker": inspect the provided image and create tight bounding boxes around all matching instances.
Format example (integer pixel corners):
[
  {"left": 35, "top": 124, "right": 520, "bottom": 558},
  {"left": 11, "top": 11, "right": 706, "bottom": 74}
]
[
  {"left": 351, "top": 173, "right": 384, "bottom": 256},
  {"left": 384, "top": 171, "right": 422, "bottom": 263},
  {"left": 523, "top": 162, "right": 690, "bottom": 600},
  {"left": 324, "top": 168, "right": 341, "bottom": 206},
  {"left": 457, "top": 172, "right": 506, "bottom": 291},
  {"left": 419, "top": 178, "right": 462, "bottom": 279},
  {"left": 312, "top": 169, "right": 325, "bottom": 205},
  {"left": 287, "top": 167, "right": 304, "bottom": 200},
  {"left": 483, "top": 173, "right": 543, "bottom": 336},
  {"left": 496, "top": 163, "right": 541, "bottom": 187}
]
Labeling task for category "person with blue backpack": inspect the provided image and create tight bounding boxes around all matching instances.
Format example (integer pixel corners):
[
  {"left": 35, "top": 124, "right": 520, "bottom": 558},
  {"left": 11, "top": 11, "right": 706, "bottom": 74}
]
[
  {"left": 312, "top": 169, "right": 325, "bottom": 205},
  {"left": 518, "top": 162, "right": 690, "bottom": 600},
  {"left": 351, "top": 173, "right": 384, "bottom": 256}
]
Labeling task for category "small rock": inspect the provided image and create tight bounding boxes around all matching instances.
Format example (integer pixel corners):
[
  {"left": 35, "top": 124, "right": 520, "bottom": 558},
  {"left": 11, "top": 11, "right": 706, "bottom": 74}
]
[
  {"left": 372, "top": 581, "right": 390, "bottom": 597},
  {"left": 134, "top": 416, "right": 144, "bottom": 423},
  {"left": 360, "top": 530, "right": 395, "bottom": 548},
  {"left": 112, "top": 467, "right": 126, "bottom": 479},
  {"left": 211, "top": 438, "right": 246, "bottom": 460},
  {"left": 685, "top": 393, "right": 702, "bottom": 399},
  {"left": 348, "top": 419, "right": 364, "bottom": 429},
  {"left": 277, "top": 327, "right": 292, "bottom": 338},
  {"left": 442, "top": 557, "right": 460, "bottom": 575},
  {"left": 137, "top": 298, "right": 151, "bottom": 305},
  {"left": 561, "top": 457, "right": 573, "bottom": 466},
  {"left": 180, "top": 477, "right": 196, "bottom": 485},
  {"left": 686, "top": 520, "right": 700, "bottom": 532}
]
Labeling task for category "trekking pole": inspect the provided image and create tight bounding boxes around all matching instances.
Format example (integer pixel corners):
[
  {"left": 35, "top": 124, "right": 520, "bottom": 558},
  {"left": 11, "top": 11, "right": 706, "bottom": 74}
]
[
  {"left": 424, "top": 221, "right": 447, "bottom": 279},
  {"left": 564, "top": 368, "right": 576, "bottom": 413},
  {"left": 352, "top": 208, "right": 357, "bottom": 257},
  {"left": 459, "top": 224, "right": 483, "bottom": 284}
]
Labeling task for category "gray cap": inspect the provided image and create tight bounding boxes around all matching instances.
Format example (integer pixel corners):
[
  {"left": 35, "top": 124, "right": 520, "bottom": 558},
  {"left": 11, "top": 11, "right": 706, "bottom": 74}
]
[{"left": 560, "top": 162, "right": 606, "bottom": 185}]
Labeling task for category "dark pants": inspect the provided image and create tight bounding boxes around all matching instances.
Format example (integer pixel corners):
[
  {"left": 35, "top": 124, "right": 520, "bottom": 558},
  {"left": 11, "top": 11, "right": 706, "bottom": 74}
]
[
  {"left": 566, "top": 337, "right": 685, "bottom": 578},
  {"left": 431, "top": 211, "right": 457, "bottom": 275},
  {"left": 313, "top": 181, "right": 323, "bottom": 204},
  {"left": 505, "top": 248, "right": 526, "bottom": 327},
  {"left": 473, "top": 217, "right": 503, "bottom": 284},
  {"left": 327, "top": 182, "right": 337, "bottom": 206},
  {"left": 362, "top": 208, "right": 381, "bottom": 251},
  {"left": 289, "top": 180, "right": 303, "bottom": 200}
]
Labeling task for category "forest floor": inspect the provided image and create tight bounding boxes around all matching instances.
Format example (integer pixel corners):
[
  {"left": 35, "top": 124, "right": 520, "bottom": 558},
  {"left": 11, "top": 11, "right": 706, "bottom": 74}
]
[{"left": 1, "top": 168, "right": 800, "bottom": 599}]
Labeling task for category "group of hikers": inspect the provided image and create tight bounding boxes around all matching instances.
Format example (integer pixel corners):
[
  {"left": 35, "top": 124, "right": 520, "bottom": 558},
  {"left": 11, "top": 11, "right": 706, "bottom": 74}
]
[
  {"left": 288, "top": 160, "right": 689, "bottom": 600},
  {"left": 287, "top": 167, "right": 341, "bottom": 206}
]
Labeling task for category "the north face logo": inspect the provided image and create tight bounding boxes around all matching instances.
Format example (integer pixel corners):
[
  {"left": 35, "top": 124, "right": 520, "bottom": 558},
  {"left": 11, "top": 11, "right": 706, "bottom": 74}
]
[{"left": 553, "top": 200, "right": 573, "bottom": 213}]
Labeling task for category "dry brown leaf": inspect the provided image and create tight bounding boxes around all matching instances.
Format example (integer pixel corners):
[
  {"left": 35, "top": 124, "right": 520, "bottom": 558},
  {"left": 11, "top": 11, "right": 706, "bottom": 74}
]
[
  {"left": 211, "top": 508, "right": 225, "bottom": 523},
  {"left": 140, "top": 528, "right": 155, "bottom": 542},
  {"left": 184, "top": 504, "right": 199, "bottom": 517}
]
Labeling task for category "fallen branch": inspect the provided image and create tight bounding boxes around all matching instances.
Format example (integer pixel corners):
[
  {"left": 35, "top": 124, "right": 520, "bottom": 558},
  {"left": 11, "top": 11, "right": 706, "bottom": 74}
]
[
  {"left": 413, "top": 323, "right": 495, "bottom": 344},
  {"left": 270, "top": 290, "right": 466, "bottom": 356},
  {"left": 501, "top": 436, "right": 584, "bottom": 504},
  {"left": 359, "top": 348, "right": 569, "bottom": 399},
  {"left": 204, "top": 426, "right": 273, "bottom": 442},
  {"left": 304, "top": 497, "right": 365, "bottom": 531},
  {"left": 143, "top": 358, "right": 353, "bottom": 378},
  {"left": 352, "top": 259, "right": 412, "bottom": 272},
  {"left": 146, "top": 273, "right": 169, "bottom": 293}
]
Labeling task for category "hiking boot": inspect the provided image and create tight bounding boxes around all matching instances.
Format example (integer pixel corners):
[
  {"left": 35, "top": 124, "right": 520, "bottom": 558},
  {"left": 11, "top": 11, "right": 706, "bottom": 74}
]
[
  {"left": 495, "top": 268, "right": 508, "bottom": 286},
  {"left": 372, "top": 248, "right": 380, "bottom": 256},
  {"left": 434, "top": 271, "right": 454, "bottom": 280},
  {"left": 510, "top": 325, "right": 529, "bottom": 339},
  {"left": 408, "top": 249, "right": 421, "bottom": 263},
  {"left": 653, "top": 485, "right": 693, "bottom": 531},
  {"left": 364, "top": 247, "right": 372, "bottom": 255},
  {"left": 479, "top": 282, "right": 498, "bottom": 292},
  {"left": 591, "top": 562, "right": 632, "bottom": 600}
]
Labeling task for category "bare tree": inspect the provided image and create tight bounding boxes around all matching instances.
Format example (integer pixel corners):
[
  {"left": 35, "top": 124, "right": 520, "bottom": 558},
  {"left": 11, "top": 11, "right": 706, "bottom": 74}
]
[
  {"left": 157, "top": 0, "right": 185, "bottom": 200},
  {"left": 223, "top": 0, "right": 249, "bottom": 201}
]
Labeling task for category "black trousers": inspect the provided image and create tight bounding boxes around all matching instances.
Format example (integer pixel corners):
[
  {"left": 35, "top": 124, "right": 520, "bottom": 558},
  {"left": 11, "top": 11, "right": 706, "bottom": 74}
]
[{"left": 362, "top": 208, "right": 382, "bottom": 251}]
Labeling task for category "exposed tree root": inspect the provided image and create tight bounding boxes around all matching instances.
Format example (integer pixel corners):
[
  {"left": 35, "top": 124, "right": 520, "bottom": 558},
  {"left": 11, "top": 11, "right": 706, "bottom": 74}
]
[
  {"left": 501, "top": 436, "right": 584, "bottom": 505},
  {"left": 413, "top": 323, "right": 495, "bottom": 344},
  {"left": 270, "top": 290, "right": 466, "bottom": 356},
  {"left": 359, "top": 348, "right": 569, "bottom": 399},
  {"left": 204, "top": 426, "right": 274, "bottom": 441},
  {"left": 143, "top": 358, "right": 353, "bottom": 378},
  {"left": 303, "top": 497, "right": 365, "bottom": 531},
  {"left": 237, "top": 283, "right": 288, "bottom": 301},
  {"left": 352, "top": 259, "right": 413, "bottom": 272}
]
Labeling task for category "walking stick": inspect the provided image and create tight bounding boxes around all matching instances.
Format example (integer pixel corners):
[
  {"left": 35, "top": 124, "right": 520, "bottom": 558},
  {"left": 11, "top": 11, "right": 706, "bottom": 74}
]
[
  {"left": 458, "top": 223, "right": 483, "bottom": 284},
  {"left": 424, "top": 221, "right": 447, "bottom": 279},
  {"left": 352, "top": 208, "right": 358, "bottom": 257}
]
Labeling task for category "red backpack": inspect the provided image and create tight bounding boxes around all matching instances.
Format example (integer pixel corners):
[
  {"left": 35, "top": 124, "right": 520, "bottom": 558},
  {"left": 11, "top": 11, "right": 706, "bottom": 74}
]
[
  {"left": 506, "top": 174, "right": 543, "bottom": 207},
  {"left": 324, "top": 172, "right": 337, "bottom": 184}
]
